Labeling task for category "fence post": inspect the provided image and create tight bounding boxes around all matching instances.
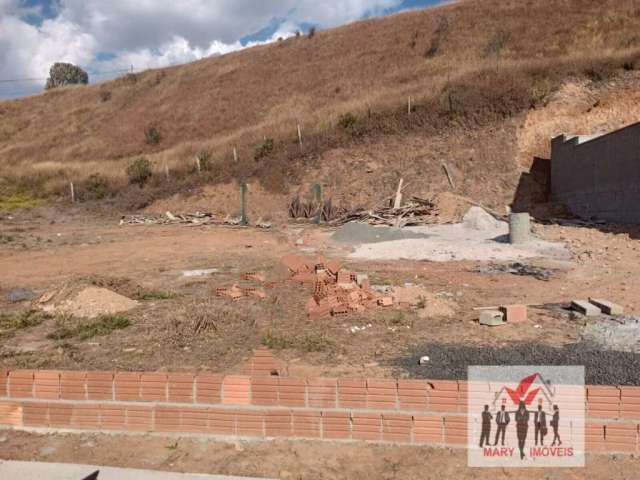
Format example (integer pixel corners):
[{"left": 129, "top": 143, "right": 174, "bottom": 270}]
[
  {"left": 233, "top": 147, "right": 238, "bottom": 163},
  {"left": 297, "top": 124, "right": 303, "bottom": 151},
  {"left": 240, "top": 183, "right": 249, "bottom": 226},
  {"left": 69, "top": 182, "right": 75, "bottom": 203},
  {"left": 313, "top": 184, "right": 322, "bottom": 225}
]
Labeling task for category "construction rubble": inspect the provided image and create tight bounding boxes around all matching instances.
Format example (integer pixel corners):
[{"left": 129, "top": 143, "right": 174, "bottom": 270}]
[
  {"left": 215, "top": 271, "right": 267, "bottom": 301},
  {"left": 120, "top": 211, "right": 271, "bottom": 228},
  {"left": 281, "top": 254, "right": 394, "bottom": 319}
]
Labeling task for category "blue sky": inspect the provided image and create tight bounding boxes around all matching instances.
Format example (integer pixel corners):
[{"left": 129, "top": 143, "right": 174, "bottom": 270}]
[{"left": 0, "top": 0, "right": 444, "bottom": 98}]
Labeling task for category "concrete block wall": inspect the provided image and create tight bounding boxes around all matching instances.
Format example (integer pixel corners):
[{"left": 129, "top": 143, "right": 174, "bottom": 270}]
[
  {"left": 0, "top": 370, "right": 638, "bottom": 454},
  {"left": 551, "top": 123, "right": 640, "bottom": 223}
]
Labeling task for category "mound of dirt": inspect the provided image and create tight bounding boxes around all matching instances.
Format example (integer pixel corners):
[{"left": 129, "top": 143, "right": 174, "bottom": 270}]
[
  {"left": 429, "top": 192, "right": 474, "bottom": 224},
  {"left": 391, "top": 286, "right": 457, "bottom": 318},
  {"left": 39, "top": 286, "right": 138, "bottom": 319}
]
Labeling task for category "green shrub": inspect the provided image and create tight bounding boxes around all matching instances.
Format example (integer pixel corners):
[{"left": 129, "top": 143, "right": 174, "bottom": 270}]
[
  {"left": 254, "top": 137, "right": 274, "bottom": 160},
  {"left": 85, "top": 173, "right": 110, "bottom": 199},
  {"left": 45, "top": 62, "right": 89, "bottom": 90},
  {"left": 126, "top": 157, "right": 153, "bottom": 186},
  {"left": 99, "top": 90, "right": 111, "bottom": 102},
  {"left": 308, "top": 27, "right": 316, "bottom": 39},
  {"left": 299, "top": 333, "right": 333, "bottom": 352},
  {"left": 337, "top": 112, "right": 357, "bottom": 130},
  {"left": 262, "top": 331, "right": 293, "bottom": 350},
  {"left": 144, "top": 124, "right": 161, "bottom": 145}
]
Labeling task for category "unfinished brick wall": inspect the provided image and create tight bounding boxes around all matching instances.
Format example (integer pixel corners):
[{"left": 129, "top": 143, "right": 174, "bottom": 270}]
[
  {"left": 0, "top": 370, "right": 638, "bottom": 454},
  {"left": 551, "top": 123, "right": 640, "bottom": 223}
]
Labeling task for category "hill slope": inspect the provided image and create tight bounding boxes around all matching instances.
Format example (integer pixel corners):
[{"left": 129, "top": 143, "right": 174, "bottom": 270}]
[{"left": 2, "top": 0, "right": 640, "bottom": 216}]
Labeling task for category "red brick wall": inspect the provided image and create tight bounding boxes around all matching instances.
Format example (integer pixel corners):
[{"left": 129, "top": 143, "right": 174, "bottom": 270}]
[{"left": 0, "top": 370, "right": 637, "bottom": 454}]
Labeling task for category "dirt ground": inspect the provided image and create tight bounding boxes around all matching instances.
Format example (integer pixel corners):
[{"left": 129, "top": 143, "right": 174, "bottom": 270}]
[
  {"left": 0, "top": 430, "right": 637, "bottom": 480},
  {"left": 2, "top": 208, "right": 640, "bottom": 379}
]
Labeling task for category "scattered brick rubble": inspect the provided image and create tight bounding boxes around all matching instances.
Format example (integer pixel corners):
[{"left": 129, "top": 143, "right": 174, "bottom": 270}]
[
  {"left": 215, "top": 272, "right": 267, "bottom": 301},
  {"left": 242, "top": 346, "right": 284, "bottom": 376},
  {"left": 281, "top": 254, "right": 393, "bottom": 319}
]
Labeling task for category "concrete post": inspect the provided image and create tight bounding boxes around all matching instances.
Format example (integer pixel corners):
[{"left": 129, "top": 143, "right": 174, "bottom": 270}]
[
  {"left": 509, "top": 213, "right": 530, "bottom": 244},
  {"left": 240, "top": 183, "right": 249, "bottom": 226}
]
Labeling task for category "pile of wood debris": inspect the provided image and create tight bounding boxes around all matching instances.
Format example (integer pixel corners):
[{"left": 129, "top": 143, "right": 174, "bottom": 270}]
[
  {"left": 119, "top": 211, "right": 271, "bottom": 228},
  {"left": 330, "top": 196, "right": 439, "bottom": 227},
  {"left": 281, "top": 254, "right": 394, "bottom": 319}
]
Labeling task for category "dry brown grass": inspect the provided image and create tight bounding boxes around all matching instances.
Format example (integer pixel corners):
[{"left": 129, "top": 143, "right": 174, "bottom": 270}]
[{"left": 2, "top": 0, "right": 640, "bottom": 207}]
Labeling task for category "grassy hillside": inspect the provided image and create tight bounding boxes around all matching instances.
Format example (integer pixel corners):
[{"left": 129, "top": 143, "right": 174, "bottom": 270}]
[{"left": 2, "top": 0, "right": 640, "bottom": 214}]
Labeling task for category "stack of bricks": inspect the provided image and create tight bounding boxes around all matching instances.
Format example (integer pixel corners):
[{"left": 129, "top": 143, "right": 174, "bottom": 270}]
[
  {"left": 0, "top": 369, "right": 638, "bottom": 454},
  {"left": 281, "top": 254, "right": 393, "bottom": 319}
]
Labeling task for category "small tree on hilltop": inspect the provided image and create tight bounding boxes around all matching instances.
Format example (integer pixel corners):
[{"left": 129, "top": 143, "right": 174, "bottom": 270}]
[{"left": 45, "top": 63, "right": 89, "bottom": 90}]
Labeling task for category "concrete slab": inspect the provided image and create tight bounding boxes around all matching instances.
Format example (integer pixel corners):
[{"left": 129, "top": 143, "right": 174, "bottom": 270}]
[
  {"left": 589, "top": 298, "right": 624, "bottom": 316},
  {"left": 479, "top": 310, "right": 506, "bottom": 327},
  {"left": 0, "top": 460, "right": 273, "bottom": 480},
  {"left": 572, "top": 300, "right": 601, "bottom": 316}
]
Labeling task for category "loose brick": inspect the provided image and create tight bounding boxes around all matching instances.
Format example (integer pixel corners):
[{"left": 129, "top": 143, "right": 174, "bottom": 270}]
[
  {"left": 34, "top": 370, "right": 60, "bottom": 400},
  {"left": 195, "top": 374, "right": 223, "bottom": 404},
  {"left": 236, "top": 410, "right": 264, "bottom": 437},
  {"left": 181, "top": 407, "right": 209, "bottom": 433},
  {"left": 49, "top": 403, "right": 73, "bottom": 428},
  {"left": 338, "top": 378, "right": 367, "bottom": 409},
  {"left": 352, "top": 413, "right": 382, "bottom": 441},
  {"left": 168, "top": 373, "right": 195, "bottom": 403},
  {"left": 140, "top": 372, "right": 167, "bottom": 401},
  {"left": 222, "top": 376, "right": 251, "bottom": 405},
  {"left": 71, "top": 404, "right": 100, "bottom": 429},
  {"left": 398, "top": 380, "right": 429, "bottom": 411},
  {"left": 60, "top": 371, "right": 87, "bottom": 400},
  {"left": 367, "top": 379, "right": 397, "bottom": 410},
  {"left": 100, "top": 404, "right": 126, "bottom": 430},
  {"left": 382, "top": 414, "right": 412, "bottom": 443},
  {"left": 208, "top": 408, "right": 236, "bottom": 435},
  {"left": 265, "top": 410, "right": 292, "bottom": 437},
  {"left": 322, "top": 411, "right": 351, "bottom": 440},
  {"left": 114, "top": 372, "right": 141, "bottom": 401},
  {"left": 87, "top": 372, "right": 114, "bottom": 400},
  {"left": 413, "top": 415, "right": 443, "bottom": 444},
  {"left": 308, "top": 378, "right": 337, "bottom": 408},
  {"left": 500, "top": 304, "right": 527, "bottom": 323},
  {"left": 155, "top": 406, "right": 182, "bottom": 432},
  {"left": 8, "top": 370, "right": 34, "bottom": 398},
  {"left": 278, "top": 378, "right": 306, "bottom": 407},
  {"left": 251, "top": 376, "right": 278, "bottom": 406},
  {"left": 0, "top": 401, "right": 22, "bottom": 426},
  {"left": 125, "top": 405, "right": 153, "bottom": 432},
  {"left": 23, "top": 402, "right": 49, "bottom": 427},
  {"left": 293, "top": 411, "right": 321, "bottom": 438}
]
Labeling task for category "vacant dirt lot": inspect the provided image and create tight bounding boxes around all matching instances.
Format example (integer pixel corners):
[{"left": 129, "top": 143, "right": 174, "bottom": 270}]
[{"left": 2, "top": 209, "right": 640, "bottom": 383}]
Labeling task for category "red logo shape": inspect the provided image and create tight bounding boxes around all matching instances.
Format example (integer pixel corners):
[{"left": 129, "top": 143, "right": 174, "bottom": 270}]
[{"left": 505, "top": 373, "right": 541, "bottom": 406}]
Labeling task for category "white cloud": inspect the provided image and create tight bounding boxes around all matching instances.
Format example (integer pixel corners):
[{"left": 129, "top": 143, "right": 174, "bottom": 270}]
[{"left": 0, "top": 0, "right": 410, "bottom": 97}]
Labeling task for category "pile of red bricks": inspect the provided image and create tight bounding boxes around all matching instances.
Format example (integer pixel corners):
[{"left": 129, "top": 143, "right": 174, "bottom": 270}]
[{"left": 281, "top": 254, "right": 393, "bottom": 319}]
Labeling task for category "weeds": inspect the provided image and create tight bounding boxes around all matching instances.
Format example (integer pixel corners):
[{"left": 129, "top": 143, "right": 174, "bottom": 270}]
[
  {"left": 0, "top": 191, "right": 41, "bottom": 211},
  {"left": 99, "top": 90, "right": 111, "bottom": 102},
  {"left": 144, "top": 124, "right": 161, "bottom": 145},
  {"left": 126, "top": 157, "right": 153, "bottom": 186},
  {"left": 254, "top": 137, "right": 274, "bottom": 160},
  {"left": 84, "top": 173, "right": 110, "bottom": 200},
  {"left": 0, "top": 310, "right": 53, "bottom": 337},
  {"left": 195, "top": 150, "right": 212, "bottom": 171},
  {"left": 262, "top": 331, "right": 333, "bottom": 352},
  {"left": 337, "top": 112, "right": 357, "bottom": 130},
  {"left": 141, "top": 291, "right": 175, "bottom": 301},
  {"left": 47, "top": 314, "right": 130, "bottom": 341}
]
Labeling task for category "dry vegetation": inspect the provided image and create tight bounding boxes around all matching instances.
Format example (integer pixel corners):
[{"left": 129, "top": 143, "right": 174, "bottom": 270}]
[{"left": 2, "top": 0, "right": 640, "bottom": 211}]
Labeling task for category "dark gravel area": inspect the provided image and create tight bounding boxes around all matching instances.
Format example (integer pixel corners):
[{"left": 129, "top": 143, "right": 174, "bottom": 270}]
[{"left": 394, "top": 342, "right": 640, "bottom": 385}]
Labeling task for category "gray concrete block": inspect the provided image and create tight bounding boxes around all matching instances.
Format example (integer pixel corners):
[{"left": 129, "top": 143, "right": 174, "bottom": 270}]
[
  {"left": 479, "top": 310, "right": 506, "bottom": 327},
  {"left": 589, "top": 298, "right": 624, "bottom": 315},
  {"left": 571, "top": 300, "right": 601, "bottom": 316}
]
